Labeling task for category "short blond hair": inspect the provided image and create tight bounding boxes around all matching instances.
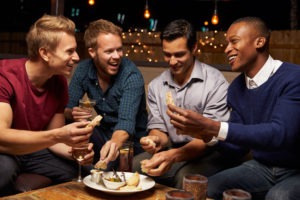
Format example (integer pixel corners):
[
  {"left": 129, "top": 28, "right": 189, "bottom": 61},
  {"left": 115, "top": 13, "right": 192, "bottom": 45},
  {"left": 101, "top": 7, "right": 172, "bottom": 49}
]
[
  {"left": 26, "top": 14, "right": 76, "bottom": 58},
  {"left": 84, "top": 19, "right": 123, "bottom": 49}
]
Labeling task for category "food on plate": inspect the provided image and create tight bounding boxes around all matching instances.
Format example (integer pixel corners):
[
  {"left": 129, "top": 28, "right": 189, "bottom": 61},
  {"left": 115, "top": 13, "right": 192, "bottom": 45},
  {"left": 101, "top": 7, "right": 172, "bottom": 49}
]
[
  {"left": 102, "top": 177, "right": 126, "bottom": 190},
  {"left": 94, "top": 160, "right": 107, "bottom": 170},
  {"left": 141, "top": 164, "right": 149, "bottom": 173},
  {"left": 166, "top": 91, "right": 175, "bottom": 105},
  {"left": 90, "top": 169, "right": 103, "bottom": 184},
  {"left": 145, "top": 138, "right": 156, "bottom": 148},
  {"left": 119, "top": 185, "right": 142, "bottom": 191},
  {"left": 86, "top": 115, "right": 103, "bottom": 128},
  {"left": 126, "top": 171, "right": 140, "bottom": 186}
]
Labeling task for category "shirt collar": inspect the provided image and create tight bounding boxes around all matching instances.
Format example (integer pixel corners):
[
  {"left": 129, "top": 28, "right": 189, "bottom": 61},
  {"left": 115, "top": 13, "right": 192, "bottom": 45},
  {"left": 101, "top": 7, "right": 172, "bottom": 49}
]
[
  {"left": 245, "top": 55, "right": 283, "bottom": 89},
  {"left": 163, "top": 58, "right": 204, "bottom": 88}
]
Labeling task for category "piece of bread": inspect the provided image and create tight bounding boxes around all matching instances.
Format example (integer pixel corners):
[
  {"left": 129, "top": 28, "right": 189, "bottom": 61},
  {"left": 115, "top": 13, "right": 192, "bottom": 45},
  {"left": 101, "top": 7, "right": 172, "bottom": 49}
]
[
  {"left": 166, "top": 91, "right": 175, "bottom": 105},
  {"left": 145, "top": 138, "right": 156, "bottom": 148},
  {"left": 94, "top": 161, "right": 107, "bottom": 170},
  {"left": 126, "top": 171, "right": 140, "bottom": 186},
  {"left": 86, "top": 115, "right": 103, "bottom": 128},
  {"left": 141, "top": 164, "right": 149, "bottom": 173},
  {"left": 119, "top": 185, "right": 142, "bottom": 191}
]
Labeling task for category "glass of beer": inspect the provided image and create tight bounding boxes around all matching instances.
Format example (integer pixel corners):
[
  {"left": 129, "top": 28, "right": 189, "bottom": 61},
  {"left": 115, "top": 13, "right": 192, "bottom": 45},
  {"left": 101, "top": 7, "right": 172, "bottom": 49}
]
[
  {"left": 79, "top": 98, "right": 96, "bottom": 121},
  {"left": 223, "top": 189, "right": 252, "bottom": 200},
  {"left": 183, "top": 174, "right": 208, "bottom": 200},
  {"left": 166, "top": 190, "right": 194, "bottom": 200},
  {"left": 119, "top": 141, "right": 134, "bottom": 172},
  {"left": 72, "top": 143, "right": 90, "bottom": 182}
]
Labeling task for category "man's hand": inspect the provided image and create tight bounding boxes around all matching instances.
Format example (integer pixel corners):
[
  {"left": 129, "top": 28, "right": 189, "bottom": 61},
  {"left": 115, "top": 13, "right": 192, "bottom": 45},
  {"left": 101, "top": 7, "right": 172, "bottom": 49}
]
[
  {"left": 166, "top": 104, "right": 220, "bottom": 142},
  {"left": 140, "top": 149, "right": 177, "bottom": 176},
  {"left": 72, "top": 106, "right": 93, "bottom": 122},
  {"left": 59, "top": 121, "right": 93, "bottom": 147},
  {"left": 140, "top": 136, "right": 162, "bottom": 154},
  {"left": 98, "top": 140, "right": 120, "bottom": 165}
]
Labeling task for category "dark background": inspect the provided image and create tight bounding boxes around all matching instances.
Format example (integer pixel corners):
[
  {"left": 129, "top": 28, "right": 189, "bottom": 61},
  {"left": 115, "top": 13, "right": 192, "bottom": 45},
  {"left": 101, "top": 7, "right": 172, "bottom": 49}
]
[{"left": 0, "top": 0, "right": 297, "bottom": 32}]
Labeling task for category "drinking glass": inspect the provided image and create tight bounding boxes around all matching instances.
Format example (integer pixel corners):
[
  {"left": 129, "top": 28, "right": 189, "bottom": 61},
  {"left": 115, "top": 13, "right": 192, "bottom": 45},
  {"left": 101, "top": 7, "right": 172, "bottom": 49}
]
[
  {"left": 166, "top": 190, "right": 194, "bottom": 200},
  {"left": 79, "top": 98, "right": 96, "bottom": 121},
  {"left": 72, "top": 143, "right": 90, "bottom": 182},
  {"left": 183, "top": 174, "right": 208, "bottom": 200},
  {"left": 223, "top": 189, "right": 252, "bottom": 200},
  {"left": 118, "top": 141, "right": 134, "bottom": 172}
]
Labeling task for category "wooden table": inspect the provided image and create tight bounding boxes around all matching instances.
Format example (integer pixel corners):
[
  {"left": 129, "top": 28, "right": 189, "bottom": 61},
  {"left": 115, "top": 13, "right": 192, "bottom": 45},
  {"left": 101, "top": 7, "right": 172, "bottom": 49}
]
[{"left": 0, "top": 181, "right": 175, "bottom": 200}]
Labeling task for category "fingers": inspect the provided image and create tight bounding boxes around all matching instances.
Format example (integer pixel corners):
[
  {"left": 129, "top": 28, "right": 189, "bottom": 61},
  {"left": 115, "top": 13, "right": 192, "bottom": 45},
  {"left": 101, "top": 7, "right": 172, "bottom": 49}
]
[
  {"left": 140, "top": 137, "right": 156, "bottom": 153},
  {"left": 167, "top": 104, "right": 187, "bottom": 116},
  {"left": 72, "top": 107, "right": 93, "bottom": 122},
  {"left": 100, "top": 142, "right": 119, "bottom": 162},
  {"left": 147, "top": 162, "right": 169, "bottom": 176}
]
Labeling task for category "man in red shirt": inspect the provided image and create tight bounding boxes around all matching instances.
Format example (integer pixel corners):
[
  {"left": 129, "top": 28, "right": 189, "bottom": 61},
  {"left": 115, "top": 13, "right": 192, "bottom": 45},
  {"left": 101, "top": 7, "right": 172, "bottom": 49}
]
[{"left": 0, "top": 15, "right": 94, "bottom": 196}]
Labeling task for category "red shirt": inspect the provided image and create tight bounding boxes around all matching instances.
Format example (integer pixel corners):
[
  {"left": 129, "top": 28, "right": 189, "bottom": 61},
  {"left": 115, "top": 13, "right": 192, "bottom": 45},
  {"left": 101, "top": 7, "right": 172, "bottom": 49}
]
[{"left": 0, "top": 58, "right": 68, "bottom": 131}]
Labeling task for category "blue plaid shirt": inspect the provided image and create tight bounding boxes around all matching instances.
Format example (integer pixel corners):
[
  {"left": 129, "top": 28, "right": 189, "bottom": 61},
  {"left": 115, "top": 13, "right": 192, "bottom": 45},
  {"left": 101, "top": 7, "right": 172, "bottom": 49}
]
[{"left": 67, "top": 58, "right": 148, "bottom": 146}]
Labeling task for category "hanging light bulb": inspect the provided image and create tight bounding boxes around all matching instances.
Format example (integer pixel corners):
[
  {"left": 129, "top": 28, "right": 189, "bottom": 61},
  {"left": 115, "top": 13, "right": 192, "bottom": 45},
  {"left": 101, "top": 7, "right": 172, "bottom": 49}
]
[
  {"left": 144, "top": 0, "right": 150, "bottom": 19},
  {"left": 88, "top": 0, "right": 95, "bottom": 6},
  {"left": 211, "top": 0, "right": 219, "bottom": 25}
]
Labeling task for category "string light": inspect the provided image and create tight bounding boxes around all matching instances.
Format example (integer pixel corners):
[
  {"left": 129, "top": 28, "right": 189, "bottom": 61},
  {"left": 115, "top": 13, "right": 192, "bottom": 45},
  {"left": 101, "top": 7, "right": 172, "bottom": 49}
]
[
  {"left": 211, "top": 0, "right": 219, "bottom": 25},
  {"left": 88, "top": 0, "right": 95, "bottom": 6},
  {"left": 144, "top": 0, "right": 150, "bottom": 19}
]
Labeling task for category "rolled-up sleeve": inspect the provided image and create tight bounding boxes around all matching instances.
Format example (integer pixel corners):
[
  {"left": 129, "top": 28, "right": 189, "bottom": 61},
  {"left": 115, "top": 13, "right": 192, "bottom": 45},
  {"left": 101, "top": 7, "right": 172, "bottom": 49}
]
[{"left": 147, "top": 82, "right": 168, "bottom": 133}]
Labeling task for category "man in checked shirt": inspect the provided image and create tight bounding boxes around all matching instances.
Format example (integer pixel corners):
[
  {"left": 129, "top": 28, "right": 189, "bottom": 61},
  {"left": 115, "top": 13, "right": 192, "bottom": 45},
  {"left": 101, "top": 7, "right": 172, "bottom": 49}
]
[{"left": 64, "top": 19, "right": 147, "bottom": 170}]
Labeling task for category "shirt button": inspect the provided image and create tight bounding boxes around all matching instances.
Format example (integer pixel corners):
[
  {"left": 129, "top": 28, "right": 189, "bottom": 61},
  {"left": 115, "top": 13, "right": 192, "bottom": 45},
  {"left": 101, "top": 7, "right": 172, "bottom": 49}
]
[
  {"left": 95, "top": 82, "right": 98, "bottom": 86},
  {"left": 102, "top": 98, "right": 105, "bottom": 101},
  {"left": 103, "top": 113, "right": 106, "bottom": 116}
]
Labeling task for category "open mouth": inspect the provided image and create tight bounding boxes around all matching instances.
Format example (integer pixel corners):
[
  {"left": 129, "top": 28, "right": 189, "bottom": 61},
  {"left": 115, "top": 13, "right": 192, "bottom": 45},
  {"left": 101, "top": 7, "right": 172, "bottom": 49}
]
[{"left": 228, "top": 55, "right": 237, "bottom": 65}]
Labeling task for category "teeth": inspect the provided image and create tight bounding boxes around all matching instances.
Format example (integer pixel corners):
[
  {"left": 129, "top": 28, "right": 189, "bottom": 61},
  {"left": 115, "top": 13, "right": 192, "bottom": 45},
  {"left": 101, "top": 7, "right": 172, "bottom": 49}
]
[{"left": 229, "top": 56, "right": 236, "bottom": 61}]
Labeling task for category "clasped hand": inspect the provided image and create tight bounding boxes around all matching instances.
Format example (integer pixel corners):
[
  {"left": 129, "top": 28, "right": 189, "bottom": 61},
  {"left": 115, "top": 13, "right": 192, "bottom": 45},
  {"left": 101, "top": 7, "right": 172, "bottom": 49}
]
[{"left": 166, "top": 104, "right": 219, "bottom": 143}]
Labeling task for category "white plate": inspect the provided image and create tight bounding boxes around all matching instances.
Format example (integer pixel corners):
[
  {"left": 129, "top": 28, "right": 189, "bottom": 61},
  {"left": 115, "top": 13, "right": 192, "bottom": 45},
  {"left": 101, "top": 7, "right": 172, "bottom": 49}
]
[{"left": 83, "top": 171, "right": 155, "bottom": 195}]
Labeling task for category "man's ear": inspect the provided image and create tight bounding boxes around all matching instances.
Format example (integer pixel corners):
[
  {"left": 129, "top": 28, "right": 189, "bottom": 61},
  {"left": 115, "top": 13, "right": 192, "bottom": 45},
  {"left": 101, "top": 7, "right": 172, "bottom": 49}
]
[
  {"left": 191, "top": 43, "right": 198, "bottom": 54},
  {"left": 255, "top": 37, "right": 266, "bottom": 49},
  {"left": 88, "top": 47, "right": 96, "bottom": 58},
  {"left": 39, "top": 47, "right": 49, "bottom": 62}
]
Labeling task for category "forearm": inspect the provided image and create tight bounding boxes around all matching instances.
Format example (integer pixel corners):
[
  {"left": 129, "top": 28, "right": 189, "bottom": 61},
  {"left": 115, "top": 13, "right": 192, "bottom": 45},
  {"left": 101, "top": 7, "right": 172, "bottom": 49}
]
[
  {"left": 171, "top": 139, "right": 208, "bottom": 163},
  {"left": 110, "top": 130, "right": 130, "bottom": 149},
  {"left": 48, "top": 143, "right": 73, "bottom": 160},
  {"left": 0, "top": 128, "right": 60, "bottom": 155},
  {"left": 149, "top": 129, "right": 169, "bottom": 147}
]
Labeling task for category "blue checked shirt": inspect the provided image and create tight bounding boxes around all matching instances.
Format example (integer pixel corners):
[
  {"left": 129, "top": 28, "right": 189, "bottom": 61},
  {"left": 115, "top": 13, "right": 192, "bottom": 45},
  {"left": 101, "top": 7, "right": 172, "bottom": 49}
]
[{"left": 67, "top": 58, "right": 148, "bottom": 145}]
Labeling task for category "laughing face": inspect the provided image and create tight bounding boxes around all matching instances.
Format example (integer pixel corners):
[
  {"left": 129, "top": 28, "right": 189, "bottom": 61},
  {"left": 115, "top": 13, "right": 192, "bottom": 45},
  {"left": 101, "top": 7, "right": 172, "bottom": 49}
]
[
  {"left": 162, "top": 37, "right": 196, "bottom": 85},
  {"left": 225, "top": 22, "right": 260, "bottom": 75},
  {"left": 47, "top": 32, "right": 79, "bottom": 76},
  {"left": 89, "top": 33, "right": 123, "bottom": 78}
]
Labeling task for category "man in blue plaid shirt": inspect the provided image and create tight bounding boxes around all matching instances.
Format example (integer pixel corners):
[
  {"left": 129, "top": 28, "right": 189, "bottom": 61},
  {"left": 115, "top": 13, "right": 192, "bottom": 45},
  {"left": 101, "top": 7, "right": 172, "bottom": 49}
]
[{"left": 65, "top": 19, "right": 147, "bottom": 170}]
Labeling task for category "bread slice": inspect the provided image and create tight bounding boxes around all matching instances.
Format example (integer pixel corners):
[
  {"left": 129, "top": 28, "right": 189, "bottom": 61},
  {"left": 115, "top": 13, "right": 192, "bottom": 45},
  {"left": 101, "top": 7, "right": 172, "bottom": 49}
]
[{"left": 86, "top": 115, "right": 103, "bottom": 128}]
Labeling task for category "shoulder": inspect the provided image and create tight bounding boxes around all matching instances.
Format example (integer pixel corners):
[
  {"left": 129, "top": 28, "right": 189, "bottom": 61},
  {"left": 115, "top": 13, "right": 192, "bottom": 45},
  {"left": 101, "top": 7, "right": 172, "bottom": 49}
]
[
  {"left": 73, "top": 58, "right": 93, "bottom": 78},
  {"left": 119, "top": 58, "right": 140, "bottom": 74},
  {"left": 0, "top": 58, "right": 27, "bottom": 74},
  {"left": 75, "top": 59, "right": 93, "bottom": 72},
  {"left": 118, "top": 58, "right": 144, "bottom": 82},
  {"left": 198, "top": 61, "right": 227, "bottom": 81},
  {"left": 148, "top": 69, "right": 169, "bottom": 88}
]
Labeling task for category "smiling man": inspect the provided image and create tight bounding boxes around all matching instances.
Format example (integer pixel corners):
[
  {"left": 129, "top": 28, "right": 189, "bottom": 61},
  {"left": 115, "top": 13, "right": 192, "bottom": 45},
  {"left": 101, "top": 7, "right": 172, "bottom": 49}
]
[
  {"left": 65, "top": 19, "right": 147, "bottom": 170},
  {"left": 132, "top": 19, "right": 233, "bottom": 189},
  {"left": 167, "top": 17, "right": 300, "bottom": 199},
  {"left": 0, "top": 15, "right": 95, "bottom": 196}
]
